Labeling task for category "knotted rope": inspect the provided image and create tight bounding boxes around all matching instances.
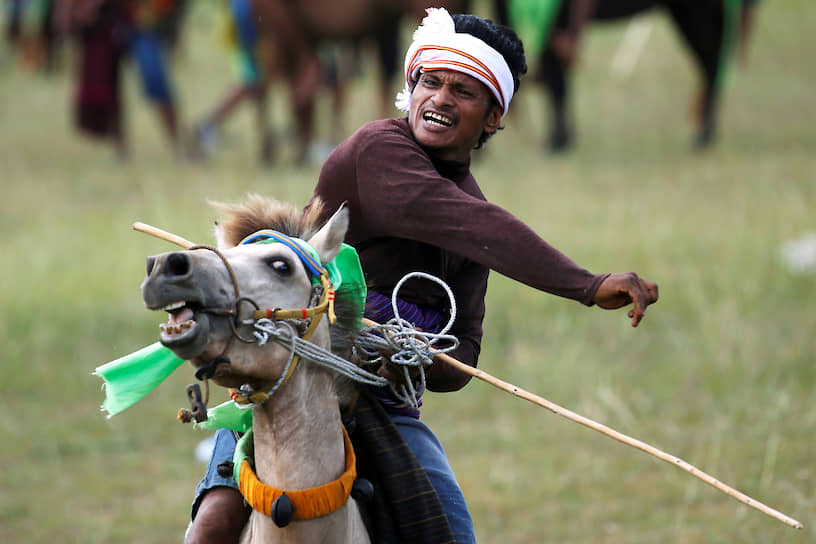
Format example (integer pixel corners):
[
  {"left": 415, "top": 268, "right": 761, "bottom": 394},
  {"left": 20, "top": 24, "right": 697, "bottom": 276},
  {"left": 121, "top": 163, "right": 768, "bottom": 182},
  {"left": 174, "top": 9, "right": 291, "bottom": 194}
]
[{"left": 353, "top": 272, "right": 460, "bottom": 408}]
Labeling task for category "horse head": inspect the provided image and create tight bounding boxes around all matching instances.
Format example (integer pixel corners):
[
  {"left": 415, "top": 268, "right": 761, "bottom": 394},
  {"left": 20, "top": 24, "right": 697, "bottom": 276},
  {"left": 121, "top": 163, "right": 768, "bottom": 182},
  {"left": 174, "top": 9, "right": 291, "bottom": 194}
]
[{"left": 141, "top": 195, "right": 350, "bottom": 393}]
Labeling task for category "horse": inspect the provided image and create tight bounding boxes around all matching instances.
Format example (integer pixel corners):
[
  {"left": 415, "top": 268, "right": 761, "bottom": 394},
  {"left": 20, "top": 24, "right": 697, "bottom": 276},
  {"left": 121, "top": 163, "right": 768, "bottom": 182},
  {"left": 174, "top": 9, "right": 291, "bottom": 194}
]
[
  {"left": 513, "top": 0, "right": 750, "bottom": 151},
  {"left": 191, "top": 0, "right": 470, "bottom": 164},
  {"left": 141, "top": 196, "right": 371, "bottom": 542}
]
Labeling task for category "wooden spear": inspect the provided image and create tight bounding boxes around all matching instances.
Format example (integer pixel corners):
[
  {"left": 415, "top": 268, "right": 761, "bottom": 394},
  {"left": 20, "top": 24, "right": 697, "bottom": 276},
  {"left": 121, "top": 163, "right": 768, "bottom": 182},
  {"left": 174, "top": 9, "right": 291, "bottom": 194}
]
[{"left": 134, "top": 221, "right": 804, "bottom": 530}]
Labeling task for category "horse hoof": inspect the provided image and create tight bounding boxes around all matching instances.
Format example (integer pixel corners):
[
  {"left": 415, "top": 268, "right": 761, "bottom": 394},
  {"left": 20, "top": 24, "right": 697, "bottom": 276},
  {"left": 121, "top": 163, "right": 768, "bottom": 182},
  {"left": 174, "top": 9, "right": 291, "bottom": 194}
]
[
  {"left": 692, "top": 125, "right": 715, "bottom": 151},
  {"left": 549, "top": 129, "right": 573, "bottom": 153}
]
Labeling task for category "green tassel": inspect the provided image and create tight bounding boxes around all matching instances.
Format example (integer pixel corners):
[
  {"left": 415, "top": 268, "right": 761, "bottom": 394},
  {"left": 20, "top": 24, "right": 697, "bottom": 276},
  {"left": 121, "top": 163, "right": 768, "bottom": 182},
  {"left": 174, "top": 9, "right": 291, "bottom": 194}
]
[{"left": 94, "top": 342, "right": 185, "bottom": 416}]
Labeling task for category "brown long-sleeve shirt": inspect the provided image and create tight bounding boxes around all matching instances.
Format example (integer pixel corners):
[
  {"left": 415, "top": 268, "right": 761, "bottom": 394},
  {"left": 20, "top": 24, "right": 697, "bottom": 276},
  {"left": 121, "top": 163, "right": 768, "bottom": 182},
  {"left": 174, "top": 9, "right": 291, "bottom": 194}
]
[{"left": 311, "top": 118, "right": 608, "bottom": 391}]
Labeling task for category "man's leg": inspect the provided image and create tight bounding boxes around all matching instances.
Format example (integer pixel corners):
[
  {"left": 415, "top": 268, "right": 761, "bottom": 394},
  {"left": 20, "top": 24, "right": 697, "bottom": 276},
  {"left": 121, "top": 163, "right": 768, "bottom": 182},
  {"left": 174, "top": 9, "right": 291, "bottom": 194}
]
[
  {"left": 391, "top": 414, "right": 476, "bottom": 544},
  {"left": 186, "top": 429, "right": 250, "bottom": 544}
]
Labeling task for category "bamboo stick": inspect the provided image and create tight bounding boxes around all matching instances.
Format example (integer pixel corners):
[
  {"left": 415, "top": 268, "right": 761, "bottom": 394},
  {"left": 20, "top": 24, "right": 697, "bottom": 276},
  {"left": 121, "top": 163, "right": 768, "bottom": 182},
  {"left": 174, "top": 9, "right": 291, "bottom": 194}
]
[
  {"left": 134, "top": 221, "right": 803, "bottom": 530},
  {"left": 362, "top": 318, "right": 803, "bottom": 530},
  {"left": 133, "top": 221, "right": 195, "bottom": 249}
]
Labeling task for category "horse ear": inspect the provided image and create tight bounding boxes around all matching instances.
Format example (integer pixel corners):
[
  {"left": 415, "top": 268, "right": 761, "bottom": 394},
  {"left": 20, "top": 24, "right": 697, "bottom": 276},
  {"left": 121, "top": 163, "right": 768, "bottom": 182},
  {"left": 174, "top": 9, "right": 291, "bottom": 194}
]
[
  {"left": 308, "top": 204, "right": 349, "bottom": 265},
  {"left": 213, "top": 221, "right": 232, "bottom": 251}
]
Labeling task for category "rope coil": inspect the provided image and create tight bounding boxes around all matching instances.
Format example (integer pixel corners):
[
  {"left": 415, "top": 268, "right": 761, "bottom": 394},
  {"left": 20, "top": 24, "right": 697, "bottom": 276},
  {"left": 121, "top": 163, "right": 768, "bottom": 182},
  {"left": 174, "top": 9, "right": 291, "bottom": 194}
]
[{"left": 354, "top": 272, "right": 460, "bottom": 408}]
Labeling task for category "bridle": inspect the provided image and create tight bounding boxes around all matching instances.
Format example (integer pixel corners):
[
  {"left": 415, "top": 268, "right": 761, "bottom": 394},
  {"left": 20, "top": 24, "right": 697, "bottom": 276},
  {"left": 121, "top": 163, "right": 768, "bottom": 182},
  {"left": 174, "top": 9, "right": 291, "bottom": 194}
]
[
  {"left": 179, "top": 233, "right": 337, "bottom": 423},
  {"left": 179, "top": 235, "right": 373, "bottom": 527}
]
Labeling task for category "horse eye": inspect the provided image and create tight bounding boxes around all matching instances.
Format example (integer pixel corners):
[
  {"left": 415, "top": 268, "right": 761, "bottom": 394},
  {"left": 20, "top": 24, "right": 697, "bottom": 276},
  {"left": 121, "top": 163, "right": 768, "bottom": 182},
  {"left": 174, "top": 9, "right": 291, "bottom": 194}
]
[{"left": 266, "top": 258, "right": 291, "bottom": 275}]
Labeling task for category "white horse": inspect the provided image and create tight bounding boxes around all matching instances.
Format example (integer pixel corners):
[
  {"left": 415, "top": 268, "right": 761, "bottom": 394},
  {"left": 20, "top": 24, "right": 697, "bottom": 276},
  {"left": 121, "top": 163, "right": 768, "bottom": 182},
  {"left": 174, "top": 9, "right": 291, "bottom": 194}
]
[{"left": 141, "top": 195, "right": 370, "bottom": 543}]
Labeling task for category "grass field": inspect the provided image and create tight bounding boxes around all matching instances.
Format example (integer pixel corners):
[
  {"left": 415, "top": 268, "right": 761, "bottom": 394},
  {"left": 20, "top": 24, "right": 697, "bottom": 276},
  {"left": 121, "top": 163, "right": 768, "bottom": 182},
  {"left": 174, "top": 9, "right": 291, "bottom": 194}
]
[{"left": 1, "top": 1, "right": 814, "bottom": 542}]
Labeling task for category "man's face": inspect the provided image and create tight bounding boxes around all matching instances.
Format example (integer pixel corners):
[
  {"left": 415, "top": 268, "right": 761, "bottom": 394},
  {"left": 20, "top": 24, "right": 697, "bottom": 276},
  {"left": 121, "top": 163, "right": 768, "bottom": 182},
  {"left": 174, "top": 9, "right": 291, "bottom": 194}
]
[{"left": 408, "top": 70, "right": 502, "bottom": 162}]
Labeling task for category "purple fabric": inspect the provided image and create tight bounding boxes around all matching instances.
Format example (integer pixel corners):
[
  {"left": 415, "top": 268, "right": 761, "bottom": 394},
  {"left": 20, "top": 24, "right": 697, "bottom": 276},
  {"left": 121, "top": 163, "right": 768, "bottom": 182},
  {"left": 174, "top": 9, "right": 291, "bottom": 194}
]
[
  {"left": 365, "top": 291, "right": 447, "bottom": 418},
  {"left": 365, "top": 290, "right": 446, "bottom": 334}
]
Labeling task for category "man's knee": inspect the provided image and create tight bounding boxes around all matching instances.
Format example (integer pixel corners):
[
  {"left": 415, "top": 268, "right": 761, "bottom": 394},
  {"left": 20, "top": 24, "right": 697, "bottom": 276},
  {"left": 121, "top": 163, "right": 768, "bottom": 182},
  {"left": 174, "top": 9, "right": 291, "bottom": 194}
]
[{"left": 185, "top": 487, "right": 250, "bottom": 544}]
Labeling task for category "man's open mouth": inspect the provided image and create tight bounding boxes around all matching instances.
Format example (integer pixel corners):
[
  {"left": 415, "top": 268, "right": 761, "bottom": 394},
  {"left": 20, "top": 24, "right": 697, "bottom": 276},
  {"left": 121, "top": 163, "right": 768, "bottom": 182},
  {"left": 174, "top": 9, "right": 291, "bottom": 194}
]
[{"left": 423, "top": 111, "right": 454, "bottom": 127}]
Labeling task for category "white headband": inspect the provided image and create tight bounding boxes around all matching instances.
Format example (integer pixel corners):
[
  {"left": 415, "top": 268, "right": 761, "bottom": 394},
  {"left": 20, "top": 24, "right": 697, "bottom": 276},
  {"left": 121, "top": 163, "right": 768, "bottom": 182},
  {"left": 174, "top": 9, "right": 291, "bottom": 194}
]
[{"left": 395, "top": 7, "right": 515, "bottom": 118}]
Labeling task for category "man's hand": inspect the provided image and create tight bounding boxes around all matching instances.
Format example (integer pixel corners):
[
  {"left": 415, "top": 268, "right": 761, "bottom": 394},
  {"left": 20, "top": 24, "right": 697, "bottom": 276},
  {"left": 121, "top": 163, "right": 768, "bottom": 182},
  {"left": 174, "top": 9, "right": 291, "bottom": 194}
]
[
  {"left": 378, "top": 359, "right": 421, "bottom": 386},
  {"left": 592, "top": 272, "right": 659, "bottom": 327},
  {"left": 375, "top": 326, "right": 425, "bottom": 385}
]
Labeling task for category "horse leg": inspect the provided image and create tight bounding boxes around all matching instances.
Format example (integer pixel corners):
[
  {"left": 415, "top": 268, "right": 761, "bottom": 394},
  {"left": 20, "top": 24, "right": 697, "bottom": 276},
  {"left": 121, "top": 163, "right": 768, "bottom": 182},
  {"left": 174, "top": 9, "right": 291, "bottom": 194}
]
[
  {"left": 738, "top": 1, "right": 759, "bottom": 64},
  {"left": 6, "top": 0, "right": 22, "bottom": 45},
  {"left": 492, "top": 0, "right": 510, "bottom": 26},
  {"left": 536, "top": 1, "right": 593, "bottom": 152},
  {"left": 290, "top": 53, "right": 322, "bottom": 165},
  {"left": 374, "top": 17, "right": 401, "bottom": 118},
  {"left": 253, "top": 81, "right": 274, "bottom": 164},
  {"left": 665, "top": 0, "right": 729, "bottom": 150},
  {"left": 538, "top": 45, "right": 573, "bottom": 152}
]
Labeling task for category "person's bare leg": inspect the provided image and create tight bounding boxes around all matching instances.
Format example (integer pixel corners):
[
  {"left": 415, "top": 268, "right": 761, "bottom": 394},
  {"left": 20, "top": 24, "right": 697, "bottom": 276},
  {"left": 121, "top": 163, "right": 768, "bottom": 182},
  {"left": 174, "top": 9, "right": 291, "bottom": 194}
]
[
  {"left": 249, "top": 82, "right": 274, "bottom": 163},
  {"left": 185, "top": 487, "right": 251, "bottom": 544},
  {"left": 156, "top": 100, "right": 180, "bottom": 153}
]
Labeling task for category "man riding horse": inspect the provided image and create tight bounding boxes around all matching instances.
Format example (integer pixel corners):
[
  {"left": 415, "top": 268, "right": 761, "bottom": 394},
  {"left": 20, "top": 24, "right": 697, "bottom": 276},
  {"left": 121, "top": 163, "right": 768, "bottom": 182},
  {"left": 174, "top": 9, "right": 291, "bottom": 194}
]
[{"left": 188, "top": 7, "right": 658, "bottom": 543}]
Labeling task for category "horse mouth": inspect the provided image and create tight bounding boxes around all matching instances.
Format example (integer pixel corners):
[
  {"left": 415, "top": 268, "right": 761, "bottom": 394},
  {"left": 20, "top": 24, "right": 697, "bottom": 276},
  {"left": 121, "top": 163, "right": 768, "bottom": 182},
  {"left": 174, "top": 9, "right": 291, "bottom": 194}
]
[
  {"left": 159, "top": 301, "right": 199, "bottom": 343},
  {"left": 148, "top": 300, "right": 212, "bottom": 359}
]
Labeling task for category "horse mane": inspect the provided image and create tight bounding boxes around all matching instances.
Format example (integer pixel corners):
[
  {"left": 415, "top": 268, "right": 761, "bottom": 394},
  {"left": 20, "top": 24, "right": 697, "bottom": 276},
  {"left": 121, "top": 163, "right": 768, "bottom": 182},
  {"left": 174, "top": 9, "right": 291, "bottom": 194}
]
[
  {"left": 211, "top": 194, "right": 364, "bottom": 407},
  {"left": 211, "top": 193, "right": 327, "bottom": 248}
]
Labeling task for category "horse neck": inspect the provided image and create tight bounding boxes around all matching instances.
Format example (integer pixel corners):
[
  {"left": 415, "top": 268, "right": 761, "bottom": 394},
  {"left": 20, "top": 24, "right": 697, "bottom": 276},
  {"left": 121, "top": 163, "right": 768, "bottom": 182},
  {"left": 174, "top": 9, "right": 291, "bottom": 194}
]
[
  {"left": 240, "top": 328, "right": 370, "bottom": 544},
  {"left": 250, "top": 343, "right": 346, "bottom": 490}
]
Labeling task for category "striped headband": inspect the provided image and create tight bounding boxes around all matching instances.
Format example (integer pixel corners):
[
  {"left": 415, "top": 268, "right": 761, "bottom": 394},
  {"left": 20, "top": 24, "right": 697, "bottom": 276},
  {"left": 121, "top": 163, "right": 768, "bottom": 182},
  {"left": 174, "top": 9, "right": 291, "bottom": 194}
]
[{"left": 395, "top": 7, "right": 514, "bottom": 118}]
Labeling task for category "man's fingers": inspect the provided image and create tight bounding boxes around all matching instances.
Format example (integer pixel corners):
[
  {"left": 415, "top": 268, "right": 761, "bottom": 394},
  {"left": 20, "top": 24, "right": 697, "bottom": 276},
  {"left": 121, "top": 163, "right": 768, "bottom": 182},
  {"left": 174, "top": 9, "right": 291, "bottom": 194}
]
[
  {"left": 629, "top": 294, "right": 644, "bottom": 327},
  {"left": 627, "top": 277, "right": 659, "bottom": 327},
  {"left": 647, "top": 280, "right": 659, "bottom": 303}
]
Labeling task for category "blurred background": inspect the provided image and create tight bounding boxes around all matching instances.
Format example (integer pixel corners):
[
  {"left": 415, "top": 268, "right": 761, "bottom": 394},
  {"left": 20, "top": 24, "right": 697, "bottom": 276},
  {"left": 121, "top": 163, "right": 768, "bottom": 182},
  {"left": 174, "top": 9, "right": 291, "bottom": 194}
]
[{"left": 1, "top": 0, "right": 814, "bottom": 542}]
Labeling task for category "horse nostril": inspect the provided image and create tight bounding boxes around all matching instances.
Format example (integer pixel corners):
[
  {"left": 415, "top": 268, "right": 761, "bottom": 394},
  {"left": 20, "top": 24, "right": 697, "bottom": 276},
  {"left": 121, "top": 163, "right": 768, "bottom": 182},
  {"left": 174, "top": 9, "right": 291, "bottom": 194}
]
[
  {"left": 166, "top": 252, "right": 191, "bottom": 277},
  {"left": 146, "top": 256, "right": 156, "bottom": 276}
]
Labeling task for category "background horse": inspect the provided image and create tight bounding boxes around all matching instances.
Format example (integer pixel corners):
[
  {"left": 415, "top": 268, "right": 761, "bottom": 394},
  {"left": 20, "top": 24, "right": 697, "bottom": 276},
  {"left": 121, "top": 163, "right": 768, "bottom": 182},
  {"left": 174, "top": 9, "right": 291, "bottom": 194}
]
[
  {"left": 514, "top": 0, "right": 750, "bottom": 151},
  {"left": 217, "top": 0, "right": 470, "bottom": 163}
]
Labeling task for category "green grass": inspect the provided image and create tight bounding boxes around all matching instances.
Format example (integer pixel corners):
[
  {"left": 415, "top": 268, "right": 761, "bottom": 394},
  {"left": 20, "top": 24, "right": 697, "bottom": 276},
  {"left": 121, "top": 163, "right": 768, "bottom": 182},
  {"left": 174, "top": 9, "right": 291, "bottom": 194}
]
[{"left": 1, "top": 1, "right": 814, "bottom": 542}]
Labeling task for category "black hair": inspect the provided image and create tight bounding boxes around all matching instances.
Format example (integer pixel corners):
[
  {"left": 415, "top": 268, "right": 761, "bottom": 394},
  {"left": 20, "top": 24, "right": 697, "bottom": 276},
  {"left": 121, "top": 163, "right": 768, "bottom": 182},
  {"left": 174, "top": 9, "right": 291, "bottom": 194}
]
[
  {"left": 451, "top": 14, "right": 527, "bottom": 148},
  {"left": 452, "top": 14, "right": 527, "bottom": 94}
]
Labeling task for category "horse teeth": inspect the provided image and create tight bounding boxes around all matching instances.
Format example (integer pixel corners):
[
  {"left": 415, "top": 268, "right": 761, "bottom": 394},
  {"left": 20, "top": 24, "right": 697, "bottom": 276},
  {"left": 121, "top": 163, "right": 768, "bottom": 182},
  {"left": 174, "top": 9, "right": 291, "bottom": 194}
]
[
  {"left": 162, "top": 301, "right": 186, "bottom": 311},
  {"left": 160, "top": 321, "right": 194, "bottom": 335}
]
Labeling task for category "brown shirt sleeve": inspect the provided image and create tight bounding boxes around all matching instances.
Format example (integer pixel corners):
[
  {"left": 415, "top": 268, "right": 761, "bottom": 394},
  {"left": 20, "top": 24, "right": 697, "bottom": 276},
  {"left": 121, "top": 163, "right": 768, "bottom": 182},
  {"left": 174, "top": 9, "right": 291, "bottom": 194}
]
[{"left": 353, "top": 124, "right": 607, "bottom": 306}]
